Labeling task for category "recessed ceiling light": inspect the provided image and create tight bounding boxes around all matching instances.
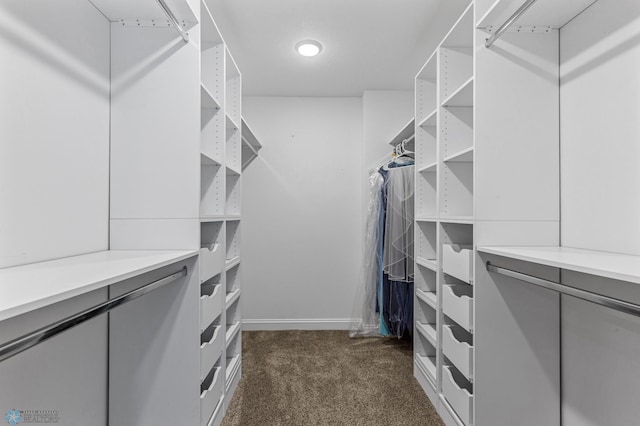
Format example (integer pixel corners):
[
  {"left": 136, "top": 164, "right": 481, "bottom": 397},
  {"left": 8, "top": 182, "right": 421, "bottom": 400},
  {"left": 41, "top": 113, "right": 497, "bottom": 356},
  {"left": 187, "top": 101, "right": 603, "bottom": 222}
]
[{"left": 296, "top": 40, "right": 322, "bottom": 57}]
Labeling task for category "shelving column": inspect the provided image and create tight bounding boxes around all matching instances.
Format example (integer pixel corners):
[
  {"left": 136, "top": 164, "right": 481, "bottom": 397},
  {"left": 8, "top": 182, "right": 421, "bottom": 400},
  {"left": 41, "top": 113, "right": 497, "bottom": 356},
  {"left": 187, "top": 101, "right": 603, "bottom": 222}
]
[
  {"left": 437, "top": 4, "right": 475, "bottom": 426},
  {"left": 414, "top": 51, "right": 439, "bottom": 397},
  {"left": 199, "top": 2, "right": 226, "bottom": 425},
  {"left": 223, "top": 46, "right": 243, "bottom": 411}
]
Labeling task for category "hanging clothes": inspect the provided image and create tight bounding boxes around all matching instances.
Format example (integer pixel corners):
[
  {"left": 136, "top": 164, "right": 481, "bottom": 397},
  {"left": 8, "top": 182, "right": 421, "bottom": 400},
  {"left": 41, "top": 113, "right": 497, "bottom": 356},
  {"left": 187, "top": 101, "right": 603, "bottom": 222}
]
[{"left": 350, "top": 155, "right": 415, "bottom": 339}]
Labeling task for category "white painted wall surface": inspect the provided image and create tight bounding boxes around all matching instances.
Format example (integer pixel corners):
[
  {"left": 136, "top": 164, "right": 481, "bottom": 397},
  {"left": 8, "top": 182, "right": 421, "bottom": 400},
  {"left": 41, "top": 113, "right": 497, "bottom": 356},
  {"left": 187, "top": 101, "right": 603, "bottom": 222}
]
[
  {"left": 560, "top": 0, "right": 640, "bottom": 255},
  {"left": 241, "top": 97, "right": 363, "bottom": 329},
  {"left": 0, "top": 0, "right": 110, "bottom": 268}
]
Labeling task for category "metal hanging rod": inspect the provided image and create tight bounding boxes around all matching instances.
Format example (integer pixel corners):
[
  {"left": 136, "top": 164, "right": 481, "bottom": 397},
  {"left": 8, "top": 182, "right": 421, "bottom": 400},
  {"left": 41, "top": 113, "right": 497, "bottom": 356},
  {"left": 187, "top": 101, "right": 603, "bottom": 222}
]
[
  {"left": 156, "top": 0, "right": 189, "bottom": 43},
  {"left": 0, "top": 266, "right": 188, "bottom": 363},
  {"left": 485, "top": 0, "right": 539, "bottom": 48},
  {"left": 486, "top": 262, "right": 640, "bottom": 318}
]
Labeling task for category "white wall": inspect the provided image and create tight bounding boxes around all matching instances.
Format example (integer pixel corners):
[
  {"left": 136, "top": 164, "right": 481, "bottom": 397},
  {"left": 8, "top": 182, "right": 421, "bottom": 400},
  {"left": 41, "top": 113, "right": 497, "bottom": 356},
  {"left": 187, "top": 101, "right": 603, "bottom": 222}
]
[
  {"left": 241, "top": 97, "right": 363, "bottom": 329},
  {"left": 0, "top": 0, "right": 110, "bottom": 268},
  {"left": 560, "top": 0, "right": 640, "bottom": 255}
]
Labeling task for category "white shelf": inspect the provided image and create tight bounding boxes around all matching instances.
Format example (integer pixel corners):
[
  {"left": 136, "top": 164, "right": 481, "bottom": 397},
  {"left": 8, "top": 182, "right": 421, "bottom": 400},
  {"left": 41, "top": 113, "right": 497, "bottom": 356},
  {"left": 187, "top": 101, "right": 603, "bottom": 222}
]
[
  {"left": 225, "top": 288, "right": 241, "bottom": 310},
  {"left": 89, "top": 0, "right": 198, "bottom": 25},
  {"left": 225, "top": 215, "right": 241, "bottom": 221},
  {"left": 418, "top": 109, "right": 437, "bottom": 128},
  {"left": 200, "top": 0, "right": 223, "bottom": 46},
  {"left": 226, "top": 165, "right": 241, "bottom": 176},
  {"left": 225, "top": 354, "right": 241, "bottom": 384},
  {"left": 477, "top": 0, "right": 597, "bottom": 29},
  {"left": 201, "top": 152, "right": 222, "bottom": 166},
  {"left": 200, "top": 215, "right": 225, "bottom": 223},
  {"left": 418, "top": 161, "right": 438, "bottom": 173},
  {"left": 241, "top": 118, "right": 262, "bottom": 170},
  {"left": 416, "top": 217, "right": 438, "bottom": 223},
  {"left": 225, "top": 322, "right": 241, "bottom": 346},
  {"left": 416, "top": 354, "right": 437, "bottom": 382},
  {"left": 388, "top": 119, "right": 415, "bottom": 147},
  {"left": 440, "top": 216, "right": 474, "bottom": 225},
  {"left": 416, "top": 322, "right": 437, "bottom": 346},
  {"left": 225, "top": 256, "right": 241, "bottom": 271},
  {"left": 442, "top": 77, "right": 474, "bottom": 107},
  {"left": 416, "top": 256, "right": 438, "bottom": 272},
  {"left": 226, "top": 114, "right": 239, "bottom": 132},
  {"left": 442, "top": 2, "right": 474, "bottom": 48},
  {"left": 478, "top": 246, "right": 640, "bottom": 285},
  {"left": 201, "top": 84, "right": 221, "bottom": 110},
  {"left": 416, "top": 289, "right": 438, "bottom": 310},
  {"left": 443, "top": 147, "right": 474, "bottom": 163},
  {"left": 0, "top": 250, "right": 198, "bottom": 322}
]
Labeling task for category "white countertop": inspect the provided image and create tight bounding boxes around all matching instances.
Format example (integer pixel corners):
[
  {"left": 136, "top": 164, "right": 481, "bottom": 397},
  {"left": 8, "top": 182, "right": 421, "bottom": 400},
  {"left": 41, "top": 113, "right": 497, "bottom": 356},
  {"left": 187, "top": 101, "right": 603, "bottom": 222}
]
[
  {"left": 478, "top": 246, "right": 640, "bottom": 285},
  {"left": 0, "top": 250, "right": 198, "bottom": 322}
]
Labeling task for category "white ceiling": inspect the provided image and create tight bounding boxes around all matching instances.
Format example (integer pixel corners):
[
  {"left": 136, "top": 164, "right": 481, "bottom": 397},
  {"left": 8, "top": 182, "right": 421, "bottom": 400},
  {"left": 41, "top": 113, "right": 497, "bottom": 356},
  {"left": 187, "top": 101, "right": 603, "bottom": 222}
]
[{"left": 205, "top": 0, "right": 470, "bottom": 97}]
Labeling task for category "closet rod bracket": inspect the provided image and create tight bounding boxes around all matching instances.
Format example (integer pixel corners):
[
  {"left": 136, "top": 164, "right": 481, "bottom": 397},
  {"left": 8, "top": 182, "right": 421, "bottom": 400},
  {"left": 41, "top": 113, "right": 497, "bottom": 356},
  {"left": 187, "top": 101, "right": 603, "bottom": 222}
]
[
  {"left": 485, "top": 0, "right": 539, "bottom": 48},
  {"left": 155, "top": 0, "right": 190, "bottom": 43}
]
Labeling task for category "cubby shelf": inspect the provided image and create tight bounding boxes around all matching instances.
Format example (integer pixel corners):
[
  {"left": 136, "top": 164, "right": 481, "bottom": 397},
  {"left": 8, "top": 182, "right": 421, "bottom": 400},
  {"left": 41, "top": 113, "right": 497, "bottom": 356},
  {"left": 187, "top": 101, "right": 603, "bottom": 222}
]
[
  {"left": 225, "top": 354, "right": 241, "bottom": 383},
  {"left": 419, "top": 109, "right": 438, "bottom": 128},
  {"left": 201, "top": 84, "right": 221, "bottom": 110},
  {"left": 442, "top": 77, "right": 474, "bottom": 108},
  {"left": 443, "top": 146, "right": 473, "bottom": 163},
  {"left": 418, "top": 161, "right": 438, "bottom": 173},
  {"left": 225, "top": 288, "right": 241, "bottom": 310},
  {"left": 440, "top": 217, "right": 474, "bottom": 225},
  {"left": 226, "top": 165, "right": 241, "bottom": 176},
  {"left": 225, "top": 256, "right": 241, "bottom": 271},
  {"left": 226, "top": 114, "right": 239, "bottom": 132},
  {"left": 416, "top": 354, "right": 437, "bottom": 382},
  {"left": 201, "top": 152, "right": 222, "bottom": 166},
  {"left": 416, "top": 289, "right": 438, "bottom": 309},
  {"left": 416, "top": 217, "right": 438, "bottom": 223},
  {"left": 416, "top": 321, "right": 438, "bottom": 346},
  {"left": 225, "top": 322, "right": 241, "bottom": 347},
  {"left": 416, "top": 256, "right": 438, "bottom": 272},
  {"left": 200, "top": 215, "right": 225, "bottom": 223}
]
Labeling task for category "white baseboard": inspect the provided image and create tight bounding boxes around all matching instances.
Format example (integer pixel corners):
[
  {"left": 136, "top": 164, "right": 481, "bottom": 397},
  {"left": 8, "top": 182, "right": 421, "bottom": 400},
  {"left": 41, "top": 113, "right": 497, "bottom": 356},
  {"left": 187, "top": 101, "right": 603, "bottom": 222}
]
[{"left": 242, "top": 318, "right": 355, "bottom": 331}]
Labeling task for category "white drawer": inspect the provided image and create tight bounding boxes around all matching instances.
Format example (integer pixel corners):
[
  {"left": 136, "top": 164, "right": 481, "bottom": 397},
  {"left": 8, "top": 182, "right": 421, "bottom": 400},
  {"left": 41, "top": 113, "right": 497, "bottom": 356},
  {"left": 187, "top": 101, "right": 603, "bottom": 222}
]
[
  {"left": 442, "top": 244, "right": 473, "bottom": 284},
  {"left": 442, "top": 325, "right": 473, "bottom": 381},
  {"left": 200, "top": 366, "right": 223, "bottom": 426},
  {"left": 443, "top": 365, "right": 473, "bottom": 425},
  {"left": 200, "top": 284, "right": 223, "bottom": 330},
  {"left": 442, "top": 284, "right": 473, "bottom": 332},
  {"left": 199, "top": 244, "right": 223, "bottom": 283},
  {"left": 200, "top": 325, "right": 223, "bottom": 382}
]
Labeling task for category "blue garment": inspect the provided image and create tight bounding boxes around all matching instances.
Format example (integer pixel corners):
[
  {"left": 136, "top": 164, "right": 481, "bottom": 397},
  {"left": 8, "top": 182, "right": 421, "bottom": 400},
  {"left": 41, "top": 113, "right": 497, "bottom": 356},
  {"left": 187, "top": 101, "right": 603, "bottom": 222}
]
[{"left": 377, "top": 168, "right": 391, "bottom": 336}]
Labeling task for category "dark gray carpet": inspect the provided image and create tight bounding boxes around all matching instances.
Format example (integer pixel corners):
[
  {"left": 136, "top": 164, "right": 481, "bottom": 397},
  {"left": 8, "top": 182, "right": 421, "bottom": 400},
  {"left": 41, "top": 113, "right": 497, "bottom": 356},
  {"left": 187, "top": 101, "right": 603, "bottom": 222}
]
[{"left": 222, "top": 330, "right": 443, "bottom": 426}]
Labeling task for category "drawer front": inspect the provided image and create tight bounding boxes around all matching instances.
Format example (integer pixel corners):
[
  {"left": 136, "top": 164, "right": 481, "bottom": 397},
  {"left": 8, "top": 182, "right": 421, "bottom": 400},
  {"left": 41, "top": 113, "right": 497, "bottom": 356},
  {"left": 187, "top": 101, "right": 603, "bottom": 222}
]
[
  {"left": 200, "top": 325, "right": 223, "bottom": 382},
  {"left": 442, "top": 325, "right": 473, "bottom": 380},
  {"left": 200, "top": 367, "right": 223, "bottom": 426},
  {"left": 442, "top": 366, "right": 473, "bottom": 425},
  {"left": 442, "top": 285, "right": 473, "bottom": 332},
  {"left": 442, "top": 244, "right": 473, "bottom": 284},
  {"left": 199, "top": 245, "right": 223, "bottom": 283},
  {"left": 201, "top": 284, "right": 223, "bottom": 330}
]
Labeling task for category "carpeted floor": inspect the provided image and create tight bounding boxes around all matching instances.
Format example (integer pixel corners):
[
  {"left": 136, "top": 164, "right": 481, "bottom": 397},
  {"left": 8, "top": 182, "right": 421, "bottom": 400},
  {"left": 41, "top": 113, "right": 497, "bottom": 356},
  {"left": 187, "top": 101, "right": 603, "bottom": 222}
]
[{"left": 222, "top": 330, "right": 444, "bottom": 426}]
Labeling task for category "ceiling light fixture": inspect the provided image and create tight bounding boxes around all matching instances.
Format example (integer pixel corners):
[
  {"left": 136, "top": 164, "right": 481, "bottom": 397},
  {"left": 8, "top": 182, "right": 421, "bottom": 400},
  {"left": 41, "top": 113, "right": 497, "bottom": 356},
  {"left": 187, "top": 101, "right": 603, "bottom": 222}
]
[{"left": 296, "top": 40, "right": 322, "bottom": 57}]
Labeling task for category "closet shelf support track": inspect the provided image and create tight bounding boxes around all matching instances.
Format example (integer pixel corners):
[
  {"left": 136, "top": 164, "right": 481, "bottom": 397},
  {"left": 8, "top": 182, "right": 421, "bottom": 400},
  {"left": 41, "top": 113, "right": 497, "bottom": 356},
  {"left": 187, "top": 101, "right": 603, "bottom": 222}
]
[
  {"left": 486, "top": 262, "right": 640, "bottom": 318},
  {"left": 156, "top": 0, "right": 189, "bottom": 42},
  {"left": 484, "top": 0, "right": 539, "bottom": 48},
  {"left": 0, "top": 266, "right": 188, "bottom": 363}
]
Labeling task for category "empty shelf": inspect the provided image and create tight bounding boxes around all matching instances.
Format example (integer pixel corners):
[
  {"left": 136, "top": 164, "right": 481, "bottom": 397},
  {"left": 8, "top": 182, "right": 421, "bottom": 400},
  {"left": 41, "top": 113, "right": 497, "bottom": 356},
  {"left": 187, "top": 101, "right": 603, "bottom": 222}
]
[
  {"left": 418, "top": 109, "right": 437, "bottom": 128},
  {"left": 476, "top": 0, "right": 596, "bottom": 29},
  {"left": 416, "top": 289, "right": 438, "bottom": 309},
  {"left": 200, "top": 215, "right": 225, "bottom": 223},
  {"left": 440, "top": 217, "right": 474, "bottom": 225},
  {"left": 226, "top": 165, "right": 241, "bottom": 176},
  {"left": 443, "top": 147, "right": 473, "bottom": 163},
  {"left": 442, "top": 77, "right": 473, "bottom": 107},
  {"left": 225, "top": 355, "right": 241, "bottom": 384},
  {"left": 416, "top": 257, "right": 438, "bottom": 272},
  {"left": 418, "top": 161, "right": 438, "bottom": 173},
  {"left": 416, "top": 354, "right": 437, "bottom": 382},
  {"left": 416, "top": 217, "right": 438, "bottom": 223},
  {"left": 477, "top": 246, "right": 640, "bottom": 285},
  {"left": 201, "top": 84, "right": 221, "bottom": 110},
  {"left": 225, "top": 322, "right": 241, "bottom": 346},
  {"left": 226, "top": 114, "right": 239, "bottom": 131},
  {"left": 225, "top": 288, "right": 241, "bottom": 310},
  {"left": 388, "top": 119, "right": 415, "bottom": 147},
  {"left": 201, "top": 152, "right": 222, "bottom": 166},
  {"left": 225, "top": 257, "right": 241, "bottom": 271},
  {"left": 416, "top": 322, "right": 437, "bottom": 346}
]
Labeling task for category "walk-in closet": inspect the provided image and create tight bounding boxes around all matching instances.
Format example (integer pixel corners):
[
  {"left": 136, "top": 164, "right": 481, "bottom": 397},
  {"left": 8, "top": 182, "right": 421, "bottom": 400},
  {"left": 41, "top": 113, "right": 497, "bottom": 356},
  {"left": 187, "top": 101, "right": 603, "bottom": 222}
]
[{"left": 1, "top": 0, "right": 639, "bottom": 425}]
